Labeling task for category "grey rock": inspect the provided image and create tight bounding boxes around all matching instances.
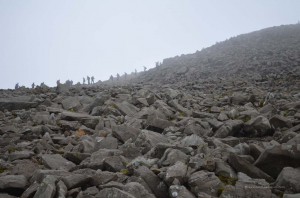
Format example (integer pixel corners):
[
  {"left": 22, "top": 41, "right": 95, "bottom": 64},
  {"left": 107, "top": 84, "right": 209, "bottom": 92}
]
[
  {"left": 146, "top": 114, "right": 174, "bottom": 132},
  {"left": 228, "top": 152, "right": 274, "bottom": 182},
  {"left": 159, "top": 148, "right": 189, "bottom": 167},
  {"left": 270, "top": 115, "right": 293, "bottom": 129},
  {"left": 165, "top": 161, "right": 187, "bottom": 185},
  {"left": 103, "top": 156, "right": 126, "bottom": 172},
  {"left": 0, "top": 98, "right": 38, "bottom": 111},
  {"left": 112, "top": 124, "right": 141, "bottom": 143},
  {"left": 113, "top": 101, "right": 139, "bottom": 118},
  {"left": 180, "top": 134, "right": 205, "bottom": 148},
  {"left": 56, "top": 180, "right": 67, "bottom": 198},
  {"left": 0, "top": 175, "right": 28, "bottom": 190},
  {"left": 244, "top": 115, "right": 272, "bottom": 137},
  {"left": 169, "top": 185, "right": 196, "bottom": 198},
  {"left": 214, "top": 119, "right": 243, "bottom": 138},
  {"left": 33, "top": 175, "right": 57, "bottom": 198},
  {"left": 220, "top": 172, "right": 273, "bottom": 198},
  {"left": 96, "top": 187, "right": 135, "bottom": 198},
  {"left": 8, "top": 150, "right": 34, "bottom": 161},
  {"left": 134, "top": 165, "right": 169, "bottom": 198},
  {"left": 188, "top": 170, "right": 223, "bottom": 197},
  {"left": 274, "top": 167, "right": 300, "bottom": 194},
  {"left": 124, "top": 182, "right": 156, "bottom": 198},
  {"left": 94, "top": 136, "right": 119, "bottom": 150},
  {"left": 254, "top": 144, "right": 300, "bottom": 178},
  {"left": 30, "top": 170, "right": 70, "bottom": 183},
  {"left": 135, "top": 130, "right": 168, "bottom": 154},
  {"left": 41, "top": 154, "right": 76, "bottom": 171},
  {"left": 61, "top": 174, "right": 91, "bottom": 190}
]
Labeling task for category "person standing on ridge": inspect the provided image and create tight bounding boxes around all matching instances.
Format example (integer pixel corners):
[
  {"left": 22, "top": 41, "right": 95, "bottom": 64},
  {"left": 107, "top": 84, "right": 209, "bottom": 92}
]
[
  {"left": 87, "top": 76, "right": 90, "bottom": 85},
  {"left": 91, "top": 76, "right": 95, "bottom": 84},
  {"left": 110, "top": 75, "right": 113, "bottom": 82},
  {"left": 143, "top": 66, "right": 147, "bottom": 72},
  {"left": 117, "top": 73, "right": 120, "bottom": 81},
  {"left": 32, "top": 83, "right": 35, "bottom": 89},
  {"left": 15, "top": 83, "right": 19, "bottom": 89},
  {"left": 83, "top": 77, "right": 86, "bottom": 85}
]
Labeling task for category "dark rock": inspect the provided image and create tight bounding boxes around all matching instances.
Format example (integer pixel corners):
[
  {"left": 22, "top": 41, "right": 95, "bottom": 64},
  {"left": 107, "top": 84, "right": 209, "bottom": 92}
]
[
  {"left": 274, "top": 167, "right": 300, "bottom": 194},
  {"left": 61, "top": 174, "right": 91, "bottom": 190},
  {"left": 96, "top": 187, "right": 135, "bottom": 198},
  {"left": 228, "top": 152, "right": 274, "bottom": 182},
  {"left": 254, "top": 144, "right": 300, "bottom": 179},
  {"left": 270, "top": 115, "right": 293, "bottom": 129}
]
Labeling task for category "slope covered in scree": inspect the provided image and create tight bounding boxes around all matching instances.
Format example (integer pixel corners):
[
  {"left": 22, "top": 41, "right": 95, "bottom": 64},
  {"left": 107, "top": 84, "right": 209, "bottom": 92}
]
[{"left": 136, "top": 24, "right": 300, "bottom": 85}]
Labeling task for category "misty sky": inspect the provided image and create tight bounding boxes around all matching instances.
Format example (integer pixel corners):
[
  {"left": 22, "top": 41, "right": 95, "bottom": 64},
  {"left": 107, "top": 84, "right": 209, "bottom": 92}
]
[{"left": 1, "top": 0, "right": 299, "bottom": 89}]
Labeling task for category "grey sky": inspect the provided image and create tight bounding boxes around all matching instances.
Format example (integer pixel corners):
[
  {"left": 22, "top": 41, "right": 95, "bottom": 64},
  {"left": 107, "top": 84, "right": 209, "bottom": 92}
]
[{"left": 1, "top": 0, "right": 299, "bottom": 89}]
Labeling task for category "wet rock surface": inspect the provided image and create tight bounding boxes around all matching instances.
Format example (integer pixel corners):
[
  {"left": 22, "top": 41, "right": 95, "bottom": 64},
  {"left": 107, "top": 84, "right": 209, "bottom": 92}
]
[{"left": 0, "top": 24, "right": 300, "bottom": 197}]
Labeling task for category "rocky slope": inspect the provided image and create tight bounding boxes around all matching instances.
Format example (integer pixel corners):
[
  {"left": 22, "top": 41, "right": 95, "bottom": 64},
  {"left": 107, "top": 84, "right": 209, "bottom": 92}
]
[{"left": 0, "top": 24, "right": 300, "bottom": 198}]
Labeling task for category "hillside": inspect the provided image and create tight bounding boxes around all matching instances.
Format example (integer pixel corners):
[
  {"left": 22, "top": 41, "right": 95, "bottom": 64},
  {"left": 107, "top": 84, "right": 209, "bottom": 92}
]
[
  {"left": 136, "top": 24, "right": 300, "bottom": 87},
  {"left": 0, "top": 24, "right": 300, "bottom": 197}
]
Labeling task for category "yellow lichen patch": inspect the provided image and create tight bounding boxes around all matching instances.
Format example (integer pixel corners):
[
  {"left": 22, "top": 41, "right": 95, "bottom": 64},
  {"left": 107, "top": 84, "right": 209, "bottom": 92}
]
[
  {"left": 75, "top": 129, "right": 86, "bottom": 138},
  {"left": 120, "top": 169, "right": 130, "bottom": 175}
]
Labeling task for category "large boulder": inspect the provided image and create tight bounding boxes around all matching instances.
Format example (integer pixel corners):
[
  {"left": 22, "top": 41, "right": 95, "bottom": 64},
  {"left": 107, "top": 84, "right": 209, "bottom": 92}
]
[
  {"left": 254, "top": 144, "right": 300, "bottom": 179},
  {"left": 274, "top": 167, "right": 300, "bottom": 194},
  {"left": 243, "top": 116, "right": 273, "bottom": 137}
]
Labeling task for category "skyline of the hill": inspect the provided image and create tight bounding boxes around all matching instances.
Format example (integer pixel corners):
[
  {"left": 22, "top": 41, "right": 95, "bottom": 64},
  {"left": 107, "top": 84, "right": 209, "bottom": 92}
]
[{"left": 1, "top": 0, "right": 300, "bottom": 89}]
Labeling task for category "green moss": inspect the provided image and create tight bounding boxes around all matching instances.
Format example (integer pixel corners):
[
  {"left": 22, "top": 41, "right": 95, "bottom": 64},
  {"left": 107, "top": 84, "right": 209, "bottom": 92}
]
[
  {"left": 7, "top": 147, "right": 18, "bottom": 153},
  {"left": 240, "top": 115, "right": 251, "bottom": 123},
  {"left": 120, "top": 169, "right": 130, "bottom": 175},
  {"left": 218, "top": 175, "right": 237, "bottom": 186},
  {"left": 0, "top": 167, "right": 6, "bottom": 174},
  {"left": 217, "top": 186, "right": 225, "bottom": 197}
]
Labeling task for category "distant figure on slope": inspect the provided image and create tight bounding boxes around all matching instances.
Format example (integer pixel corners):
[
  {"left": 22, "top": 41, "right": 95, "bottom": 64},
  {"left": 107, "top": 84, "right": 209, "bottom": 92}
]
[
  {"left": 91, "top": 76, "right": 95, "bottom": 84},
  {"left": 83, "top": 77, "right": 86, "bottom": 85},
  {"left": 124, "top": 72, "right": 128, "bottom": 80},
  {"left": 110, "top": 75, "right": 113, "bottom": 82},
  {"left": 15, "top": 83, "right": 19, "bottom": 89},
  {"left": 117, "top": 73, "right": 120, "bottom": 81},
  {"left": 56, "top": 80, "right": 60, "bottom": 87},
  {"left": 143, "top": 66, "right": 147, "bottom": 72},
  {"left": 32, "top": 83, "right": 35, "bottom": 89},
  {"left": 87, "top": 76, "right": 90, "bottom": 85}
]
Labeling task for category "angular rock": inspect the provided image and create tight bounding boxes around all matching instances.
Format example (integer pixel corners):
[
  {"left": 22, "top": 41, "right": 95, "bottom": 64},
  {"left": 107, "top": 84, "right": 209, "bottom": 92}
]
[
  {"left": 214, "top": 119, "right": 243, "bottom": 138},
  {"left": 146, "top": 114, "right": 174, "bottom": 133},
  {"left": 0, "top": 175, "right": 28, "bottom": 190},
  {"left": 270, "top": 115, "right": 293, "bottom": 129},
  {"left": 220, "top": 172, "right": 273, "bottom": 198},
  {"left": 188, "top": 170, "right": 223, "bottom": 197},
  {"left": 33, "top": 175, "right": 57, "bottom": 198},
  {"left": 165, "top": 161, "right": 187, "bottom": 185},
  {"left": 228, "top": 152, "right": 274, "bottom": 182},
  {"left": 135, "top": 130, "right": 168, "bottom": 154},
  {"left": 41, "top": 154, "right": 76, "bottom": 171},
  {"left": 244, "top": 115, "right": 272, "bottom": 137},
  {"left": 124, "top": 182, "right": 156, "bottom": 198},
  {"left": 112, "top": 124, "right": 141, "bottom": 143},
  {"left": 61, "top": 174, "right": 91, "bottom": 190},
  {"left": 134, "top": 165, "right": 169, "bottom": 198},
  {"left": 169, "top": 185, "right": 196, "bottom": 198},
  {"left": 103, "top": 156, "right": 126, "bottom": 172},
  {"left": 96, "top": 187, "right": 135, "bottom": 198},
  {"left": 274, "top": 167, "right": 300, "bottom": 194},
  {"left": 254, "top": 144, "right": 300, "bottom": 178}
]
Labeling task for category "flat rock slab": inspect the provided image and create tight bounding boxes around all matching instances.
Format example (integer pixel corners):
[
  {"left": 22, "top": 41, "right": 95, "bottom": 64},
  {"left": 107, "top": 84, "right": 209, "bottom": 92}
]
[
  {"left": 0, "top": 175, "right": 28, "bottom": 190},
  {"left": 0, "top": 99, "right": 38, "bottom": 111},
  {"left": 41, "top": 154, "right": 76, "bottom": 171}
]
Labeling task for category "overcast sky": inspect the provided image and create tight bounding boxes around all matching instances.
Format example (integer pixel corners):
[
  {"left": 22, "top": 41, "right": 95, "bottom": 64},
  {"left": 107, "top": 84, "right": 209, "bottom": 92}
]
[{"left": 0, "top": 0, "right": 299, "bottom": 89}]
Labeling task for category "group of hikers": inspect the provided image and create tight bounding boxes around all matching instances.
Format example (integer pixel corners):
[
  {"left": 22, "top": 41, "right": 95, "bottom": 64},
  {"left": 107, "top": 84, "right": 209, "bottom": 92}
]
[
  {"left": 14, "top": 65, "right": 154, "bottom": 89},
  {"left": 109, "top": 66, "right": 147, "bottom": 82},
  {"left": 82, "top": 76, "right": 95, "bottom": 85}
]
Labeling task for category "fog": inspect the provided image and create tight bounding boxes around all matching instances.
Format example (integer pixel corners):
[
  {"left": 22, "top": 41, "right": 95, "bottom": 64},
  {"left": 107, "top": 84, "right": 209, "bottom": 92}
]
[{"left": 0, "top": 0, "right": 299, "bottom": 89}]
